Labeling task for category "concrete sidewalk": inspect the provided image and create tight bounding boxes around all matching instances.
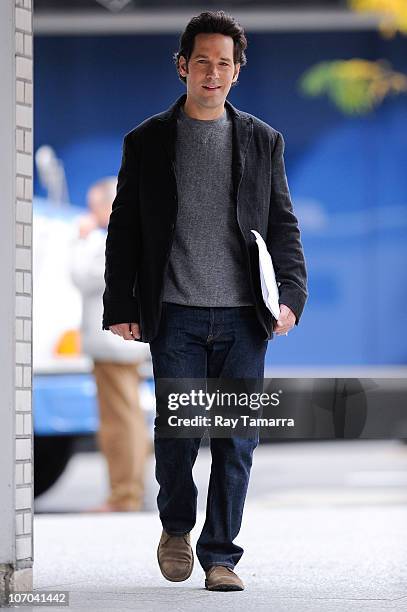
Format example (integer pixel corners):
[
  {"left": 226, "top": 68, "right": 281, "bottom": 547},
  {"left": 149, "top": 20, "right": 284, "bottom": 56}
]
[
  {"left": 32, "top": 499, "right": 407, "bottom": 612},
  {"left": 29, "top": 441, "right": 407, "bottom": 611}
]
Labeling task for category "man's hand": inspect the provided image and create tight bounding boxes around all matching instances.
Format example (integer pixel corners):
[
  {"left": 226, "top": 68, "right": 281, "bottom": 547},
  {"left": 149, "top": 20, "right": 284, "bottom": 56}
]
[
  {"left": 78, "top": 213, "right": 98, "bottom": 239},
  {"left": 109, "top": 322, "right": 140, "bottom": 340},
  {"left": 273, "top": 304, "right": 296, "bottom": 336}
]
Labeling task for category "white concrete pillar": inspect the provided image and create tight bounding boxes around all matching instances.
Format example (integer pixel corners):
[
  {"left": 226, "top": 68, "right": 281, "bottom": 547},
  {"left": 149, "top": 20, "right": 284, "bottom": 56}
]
[{"left": 0, "top": 0, "right": 33, "bottom": 604}]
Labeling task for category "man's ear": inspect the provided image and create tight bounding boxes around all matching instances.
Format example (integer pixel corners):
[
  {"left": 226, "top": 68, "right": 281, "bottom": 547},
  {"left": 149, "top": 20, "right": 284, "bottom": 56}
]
[
  {"left": 178, "top": 55, "right": 188, "bottom": 78},
  {"left": 232, "top": 63, "right": 241, "bottom": 83}
]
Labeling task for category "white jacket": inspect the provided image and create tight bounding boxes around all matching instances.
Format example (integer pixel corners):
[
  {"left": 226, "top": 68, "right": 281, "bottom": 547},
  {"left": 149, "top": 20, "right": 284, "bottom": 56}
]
[{"left": 70, "top": 228, "right": 150, "bottom": 363}]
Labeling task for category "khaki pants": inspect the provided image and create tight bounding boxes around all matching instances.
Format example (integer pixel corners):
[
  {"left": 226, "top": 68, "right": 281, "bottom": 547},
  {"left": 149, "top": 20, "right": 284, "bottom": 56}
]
[{"left": 92, "top": 361, "right": 150, "bottom": 510}]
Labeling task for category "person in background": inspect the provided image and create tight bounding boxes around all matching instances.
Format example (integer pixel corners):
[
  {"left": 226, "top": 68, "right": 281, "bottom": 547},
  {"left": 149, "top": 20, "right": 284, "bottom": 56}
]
[{"left": 70, "top": 177, "right": 152, "bottom": 512}]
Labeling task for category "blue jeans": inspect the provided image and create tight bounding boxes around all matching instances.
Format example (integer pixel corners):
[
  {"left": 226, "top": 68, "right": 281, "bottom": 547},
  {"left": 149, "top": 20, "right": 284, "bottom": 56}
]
[{"left": 149, "top": 302, "right": 268, "bottom": 571}]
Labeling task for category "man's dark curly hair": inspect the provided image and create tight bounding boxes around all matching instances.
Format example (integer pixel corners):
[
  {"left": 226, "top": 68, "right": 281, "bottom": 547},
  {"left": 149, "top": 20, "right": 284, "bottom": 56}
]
[{"left": 173, "top": 11, "right": 248, "bottom": 86}]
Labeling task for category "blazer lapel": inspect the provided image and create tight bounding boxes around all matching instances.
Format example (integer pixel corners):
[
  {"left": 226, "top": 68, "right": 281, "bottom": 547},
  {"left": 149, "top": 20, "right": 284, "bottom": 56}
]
[
  {"left": 225, "top": 99, "right": 253, "bottom": 200},
  {"left": 157, "top": 94, "right": 186, "bottom": 165}
]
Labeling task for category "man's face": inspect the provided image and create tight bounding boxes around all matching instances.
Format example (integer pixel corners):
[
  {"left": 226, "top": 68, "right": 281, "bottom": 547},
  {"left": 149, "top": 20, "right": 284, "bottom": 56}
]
[
  {"left": 178, "top": 33, "right": 240, "bottom": 110},
  {"left": 88, "top": 187, "right": 111, "bottom": 228}
]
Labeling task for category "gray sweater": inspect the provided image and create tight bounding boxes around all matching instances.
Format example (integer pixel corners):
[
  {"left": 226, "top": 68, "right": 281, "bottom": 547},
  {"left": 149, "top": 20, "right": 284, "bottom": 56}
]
[{"left": 162, "top": 104, "right": 254, "bottom": 307}]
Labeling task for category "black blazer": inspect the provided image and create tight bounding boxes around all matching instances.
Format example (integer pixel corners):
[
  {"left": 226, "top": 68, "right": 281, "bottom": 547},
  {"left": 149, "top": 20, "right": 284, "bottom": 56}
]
[{"left": 102, "top": 93, "right": 307, "bottom": 343}]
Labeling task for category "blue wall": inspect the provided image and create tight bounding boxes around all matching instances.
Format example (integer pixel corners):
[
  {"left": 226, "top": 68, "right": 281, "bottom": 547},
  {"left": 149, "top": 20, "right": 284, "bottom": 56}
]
[{"left": 34, "top": 30, "right": 407, "bottom": 366}]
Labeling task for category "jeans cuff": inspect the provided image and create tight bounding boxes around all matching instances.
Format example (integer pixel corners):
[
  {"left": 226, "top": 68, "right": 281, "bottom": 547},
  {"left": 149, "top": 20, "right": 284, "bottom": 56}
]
[{"left": 203, "top": 562, "right": 235, "bottom": 571}]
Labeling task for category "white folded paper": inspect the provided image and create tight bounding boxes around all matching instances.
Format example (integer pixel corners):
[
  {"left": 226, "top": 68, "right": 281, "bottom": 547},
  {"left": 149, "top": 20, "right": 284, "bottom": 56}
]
[{"left": 251, "top": 229, "right": 281, "bottom": 320}]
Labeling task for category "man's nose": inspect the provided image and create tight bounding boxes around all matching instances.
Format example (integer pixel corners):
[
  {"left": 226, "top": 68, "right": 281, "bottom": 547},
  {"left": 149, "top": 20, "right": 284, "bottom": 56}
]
[{"left": 206, "top": 64, "right": 220, "bottom": 79}]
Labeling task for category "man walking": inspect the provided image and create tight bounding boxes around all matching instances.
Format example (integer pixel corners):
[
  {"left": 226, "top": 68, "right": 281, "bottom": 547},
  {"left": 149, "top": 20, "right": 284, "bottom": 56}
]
[{"left": 103, "top": 10, "right": 307, "bottom": 591}]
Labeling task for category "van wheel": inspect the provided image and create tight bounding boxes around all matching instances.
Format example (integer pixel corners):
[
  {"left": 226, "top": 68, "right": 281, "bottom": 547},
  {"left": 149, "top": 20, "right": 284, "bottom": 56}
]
[{"left": 34, "top": 435, "right": 74, "bottom": 497}]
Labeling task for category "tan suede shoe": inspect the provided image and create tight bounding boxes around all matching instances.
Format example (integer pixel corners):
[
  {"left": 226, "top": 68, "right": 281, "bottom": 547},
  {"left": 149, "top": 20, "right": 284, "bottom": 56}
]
[
  {"left": 205, "top": 565, "right": 245, "bottom": 591},
  {"left": 157, "top": 529, "right": 194, "bottom": 582}
]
